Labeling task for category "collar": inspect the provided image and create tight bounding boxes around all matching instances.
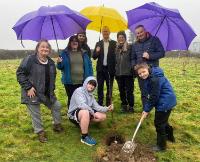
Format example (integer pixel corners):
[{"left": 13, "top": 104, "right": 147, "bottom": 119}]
[{"left": 103, "top": 38, "right": 111, "bottom": 42}]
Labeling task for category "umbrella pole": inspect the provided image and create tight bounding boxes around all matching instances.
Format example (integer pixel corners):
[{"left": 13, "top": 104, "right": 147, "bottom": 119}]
[
  {"left": 98, "top": 4, "right": 104, "bottom": 41},
  {"left": 155, "top": 15, "right": 166, "bottom": 36},
  {"left": 99, "top": 16, "right": 103, "bottom": 41},
  {"left": 50, "top": 16, "right": 60, "bottom": 53}
]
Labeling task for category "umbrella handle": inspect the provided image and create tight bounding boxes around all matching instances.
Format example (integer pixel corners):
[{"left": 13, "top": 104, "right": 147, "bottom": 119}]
[{"left": 131, "top": 114, "right": 145, "bottom": 142}]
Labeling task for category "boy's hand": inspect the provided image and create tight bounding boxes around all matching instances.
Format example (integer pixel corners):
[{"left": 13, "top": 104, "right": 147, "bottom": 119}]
[
  {"left": 142, "top": 111, "right": 149, "bottom": 118},
  {"left": 107, "top": 104, "right": 114, "bottom": 112}
]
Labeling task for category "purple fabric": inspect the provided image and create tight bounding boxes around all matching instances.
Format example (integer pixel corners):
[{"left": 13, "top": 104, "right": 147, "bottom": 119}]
[
  {"left": 12, "top": 5, "right": 91, "bottom": 41},
  {"left": 126, "top": 2, "right": 196, "bottom": 51}
]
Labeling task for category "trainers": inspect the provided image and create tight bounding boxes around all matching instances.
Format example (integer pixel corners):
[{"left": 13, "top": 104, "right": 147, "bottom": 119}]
[
  {"left": 53, "top": 123, "right": 64, "bottom": 133},
  {"left": 37, "top": 130, "right": 47, "bottom": 143},
  {"left": 81, "top": 135, "right": 97, "bottom": 146}
]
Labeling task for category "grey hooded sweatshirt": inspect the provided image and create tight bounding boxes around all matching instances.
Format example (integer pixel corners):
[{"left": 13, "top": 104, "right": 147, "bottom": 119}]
[{"left": 68, "top": 76, "right": 109, "bottom": 120}]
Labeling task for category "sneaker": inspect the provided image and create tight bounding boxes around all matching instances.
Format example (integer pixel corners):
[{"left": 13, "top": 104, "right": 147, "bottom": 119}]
[
  {"left": 53, "top": 123, "right": 64, "bottom": 133},
  {"left": 81, "top": 135, "right": 97, "bottom": 146},
  {"left": 37, "top": 130, "right": 47, "bottom": 143}
]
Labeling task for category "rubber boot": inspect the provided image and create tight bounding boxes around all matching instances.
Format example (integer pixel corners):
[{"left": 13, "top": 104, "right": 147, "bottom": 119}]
[
  {"left": 153, "top": 134, "right": 166, "bottom": 152},
  {"left": 166, "top": 125, "right": 175, "bottom": 142}
]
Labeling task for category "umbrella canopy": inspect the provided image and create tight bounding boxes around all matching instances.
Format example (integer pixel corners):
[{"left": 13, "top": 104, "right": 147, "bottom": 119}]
[
  {"left": 126, "top": 2, "right": 196, "bottom": 51},
  {"left": 80, "top": 5, "right": 127, "bottom": 32},
  {"left": 12, "top": 5, "right": 91, "bottom": 49}
]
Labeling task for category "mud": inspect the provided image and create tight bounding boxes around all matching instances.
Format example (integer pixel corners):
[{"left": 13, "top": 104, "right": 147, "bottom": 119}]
[{"left": 94, "top": 132, "right": 156, "bottom": 162}]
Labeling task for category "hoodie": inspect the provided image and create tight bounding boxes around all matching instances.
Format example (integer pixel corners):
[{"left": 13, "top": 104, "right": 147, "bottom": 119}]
[
  {"left": 68, "top": 76, "right": 109, "bottom": 120},
  {"left": 142, "top": 67, "right": 177, "bottom": 112}
]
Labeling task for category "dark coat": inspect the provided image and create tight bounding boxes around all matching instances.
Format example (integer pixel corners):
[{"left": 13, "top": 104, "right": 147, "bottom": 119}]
[
  {"left": 16, "top": 54, "right": 57, "bottom": 105},
  {"left": 81, "top": 44, "right": 91, "bottom": 58},
  {"left": 131, "top": 35, "right": 165, "bottom": 67},
  {"left": 115, "top": 43, "right": 132, "bottom": 76},
  {"left": 142, "top": 67, "right": 177, "bottom": 112},
  {"left": 57, "top": 49, "right": 93, "bottom": 85},
  {"left": 93, "top": 40, "right": 116, "bottom": 76}
]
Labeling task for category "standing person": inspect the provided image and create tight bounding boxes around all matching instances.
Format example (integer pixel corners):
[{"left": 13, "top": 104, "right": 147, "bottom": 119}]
[
  {"left": 131, "top": 25, "right": 165, "bottom": 108},
  {"left": 16, "top": 40, "right": 63, "bottom": 143},
  {"left": 93, "top": 26, "right": 116, "bottom": 106},
  {"left": 115, "top": 31, "right": 134, "bottom": 113},
  {"left": 68, "top": 76, "right": 113, "bottom": 146},
  {"left": 57, "top": 35, "right": 93, "bottom": 110},
  {"left": 134, "top": 63, "right": 176, "bottom": 151},
  {"left": 77, "top": 32, "right": 92, "bottom": 58}
]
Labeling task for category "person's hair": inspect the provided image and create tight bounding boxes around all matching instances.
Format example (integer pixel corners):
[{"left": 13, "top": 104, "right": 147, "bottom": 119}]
[
  {"left": 102, "top": 26, "right": 110, "bottom": 32},
  {"left": 35, "top": 39, "right": 52, "bottom": 53},
  {"left": 88, "top": 80, "right": 97, "bottom": 87},
  {"left": 135, "top": 24, "right": 145, "bottom": 30},
  {"left": 77, "top": 32, "right": 88, "bottom": 44},
  {"left": 67, "top": 35, "right": 81, "bottom": 51},
  {"left": 117, "top": 30, "right": 127, "bottom": 40},
  {"left": 134, "top": 63, "right": 150, "bottom": 73}
]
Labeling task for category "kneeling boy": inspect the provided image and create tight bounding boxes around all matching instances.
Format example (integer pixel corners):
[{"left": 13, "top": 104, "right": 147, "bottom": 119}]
[{"left": 68, "top": 76, "right": 113, "bottom": 146}]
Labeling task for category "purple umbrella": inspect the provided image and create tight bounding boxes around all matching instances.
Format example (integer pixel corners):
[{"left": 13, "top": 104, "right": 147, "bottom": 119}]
[
  {"left": 12, "top": 5, "right": 91, "bottom": 50},
  {"left": 126, "top": 2, "right": 196, "bottom": 51}
]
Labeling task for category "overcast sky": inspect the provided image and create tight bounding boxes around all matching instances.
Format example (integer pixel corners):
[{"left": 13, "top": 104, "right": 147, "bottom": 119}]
[{"left": 0, "top": 0, "right": 199, "bottom": 50}]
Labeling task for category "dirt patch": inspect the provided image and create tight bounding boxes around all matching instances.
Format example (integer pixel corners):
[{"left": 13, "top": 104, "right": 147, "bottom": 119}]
[{"left": 94, "top": 132, "right": 156, "bottom": 162}]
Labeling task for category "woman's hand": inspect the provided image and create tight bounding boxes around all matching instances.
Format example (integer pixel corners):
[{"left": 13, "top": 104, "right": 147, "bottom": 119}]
[
  {"left": 56, "top": 56, "right": 62, "bottom": 63},
  {"left": 96, "top": 46, "right": 101, "bottom": 53},
  {"left": 27, "top": 87, "right": 36, "bottom": 98}
]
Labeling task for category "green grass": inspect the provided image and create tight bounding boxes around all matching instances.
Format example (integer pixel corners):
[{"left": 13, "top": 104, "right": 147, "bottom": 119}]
[{"left": 0, "top": 57, "right": 200, "bottom": 162}]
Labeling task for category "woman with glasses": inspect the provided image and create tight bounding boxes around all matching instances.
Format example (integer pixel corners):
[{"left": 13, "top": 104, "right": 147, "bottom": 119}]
[{"left": 57, "top": 35, "right": 93, "bottom": 111}]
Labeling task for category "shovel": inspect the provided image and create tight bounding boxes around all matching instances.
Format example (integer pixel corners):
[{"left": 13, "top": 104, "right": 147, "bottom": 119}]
[{"left": 122, "top": 114, "right": 146, "bottom": 154}]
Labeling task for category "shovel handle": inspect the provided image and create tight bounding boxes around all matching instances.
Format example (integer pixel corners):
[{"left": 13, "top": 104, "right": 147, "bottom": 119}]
[{"left": 131, "top": 113, "right": 145, "bottom": 142}]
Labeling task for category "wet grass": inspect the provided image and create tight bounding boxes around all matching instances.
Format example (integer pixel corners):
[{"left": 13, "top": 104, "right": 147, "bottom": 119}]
[{"left": 0, "top": 57, "right": 200, "bottom": 162}]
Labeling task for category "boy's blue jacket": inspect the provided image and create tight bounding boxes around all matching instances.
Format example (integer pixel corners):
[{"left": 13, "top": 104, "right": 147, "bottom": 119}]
[
  {"left": 142, "top": 67, "right": 177, "bottom": 112},
  {"left": 57, "top": 49, "right": 93, "bottom": 84}
]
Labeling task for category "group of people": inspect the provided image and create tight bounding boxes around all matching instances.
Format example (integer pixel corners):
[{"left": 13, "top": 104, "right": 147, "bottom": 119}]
[{"left": 16, "top": 25, "right": 177, "bottom": 152}]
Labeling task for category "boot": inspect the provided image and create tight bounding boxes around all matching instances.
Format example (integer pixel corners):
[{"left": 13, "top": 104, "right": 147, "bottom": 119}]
[
  {"left": 37, "top": 130, "right": 47, "bottom": 143},
  {"left": 53, "top": 123, "right": 64, "bottom": 133},
  {"left": 120, "top": 105, "right": 127, "bottom": 113},
  {"left": 128, "top": 106, "right": 134, "bottom": 113},
  {"left": 166, "top": 125, "right": 175, "bottom": 142},
  {"left": 152, "top": 145, "right": 165, "bottom": 152},
  {"left": 153, "top": 134, "right": 166, "bottom": 152}
]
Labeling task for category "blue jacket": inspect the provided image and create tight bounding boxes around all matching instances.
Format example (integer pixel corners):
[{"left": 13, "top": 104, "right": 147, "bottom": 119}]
[
  {"left": 131, "top": 35, "right": 165, "bottom": 67},
  {"left": 57, "top": 49, "right": 93, "bottom": 84},
  {"left": 142, "top": 67, "right": 176, "bottom": 112}
]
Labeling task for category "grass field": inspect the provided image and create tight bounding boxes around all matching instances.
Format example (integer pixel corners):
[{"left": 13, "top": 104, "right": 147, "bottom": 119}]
[{"left": 0, "top": 57, "right": 200, "bottom": 162}]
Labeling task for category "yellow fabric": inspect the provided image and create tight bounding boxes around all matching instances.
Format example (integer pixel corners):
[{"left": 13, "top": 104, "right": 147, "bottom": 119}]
[{"left": 80, "top": 6, "right": 127, "bottom": 32}]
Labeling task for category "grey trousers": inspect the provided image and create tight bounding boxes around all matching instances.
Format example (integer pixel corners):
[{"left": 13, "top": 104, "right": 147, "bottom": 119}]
[{"left": 26, "top": 100, "right": 62, "bottom": 134}]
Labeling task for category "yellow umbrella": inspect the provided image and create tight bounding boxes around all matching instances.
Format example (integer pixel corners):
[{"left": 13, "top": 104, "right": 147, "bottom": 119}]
[{"left": 80, "top": 5, "right": 127, "bottom": 32}]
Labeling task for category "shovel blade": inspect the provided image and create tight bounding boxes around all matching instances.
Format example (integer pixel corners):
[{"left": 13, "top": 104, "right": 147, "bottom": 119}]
[{"left": 122, "top": 141, "right": 137, "bottom": 154}]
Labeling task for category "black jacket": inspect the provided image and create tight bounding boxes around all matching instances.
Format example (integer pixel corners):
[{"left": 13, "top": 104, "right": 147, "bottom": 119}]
[
  {"left": 93, "top": 40, "right": 116, "bottom": 76},
  {"left": 16, "top": 54, "right": 57, "bottom": 105},
  {"left": 131, "top": 35, "right": 165, "bottom": 67}
]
